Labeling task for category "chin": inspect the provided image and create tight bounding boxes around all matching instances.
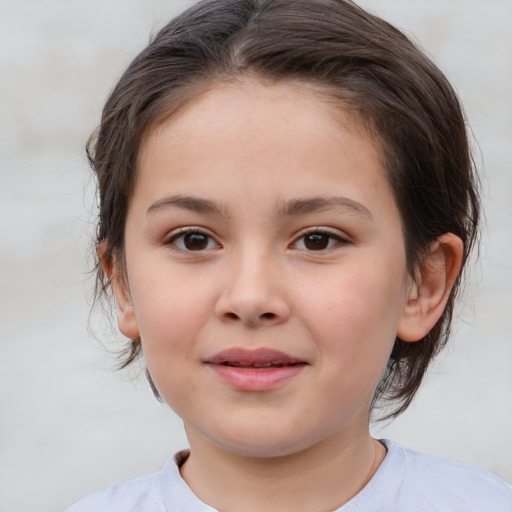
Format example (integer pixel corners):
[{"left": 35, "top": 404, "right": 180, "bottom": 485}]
[
  {"left": 219, "top": 440, "right": 306, "bottom": 459},
  {"left": 204, "top": 425, "right": 323, "bottom": 459}
]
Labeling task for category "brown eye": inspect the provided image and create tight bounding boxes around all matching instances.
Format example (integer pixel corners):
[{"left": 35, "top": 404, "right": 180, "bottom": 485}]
[
  {"left": 303, "top": 233, "right": 331, "bottom": 250},
  {"left": 183, "top": 232, "right": 209, "bottom": 250},
  {"left": 168, "top": 230, "right": 219, "bottom": 251},
  {"left": 292, "top": 230, "right": 347, "bottom": 251}
]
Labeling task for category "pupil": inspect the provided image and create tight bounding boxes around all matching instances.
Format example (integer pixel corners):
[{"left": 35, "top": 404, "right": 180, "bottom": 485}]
[
  {"left": 184, "top": 233, "right": 208, "bottom": 250},
  {"left": 305, "top": 233, "right": 329, "bottom": 250}
]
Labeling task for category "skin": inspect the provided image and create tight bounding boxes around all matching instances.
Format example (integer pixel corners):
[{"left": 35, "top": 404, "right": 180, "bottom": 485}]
[{"left": 108, "top": 80, "right": 463, "bottom": 512}]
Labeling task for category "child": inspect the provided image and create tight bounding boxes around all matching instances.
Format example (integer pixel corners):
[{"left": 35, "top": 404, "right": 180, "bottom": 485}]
[{"left": 66, "top": 0, "right": 512, "bottom": 510}]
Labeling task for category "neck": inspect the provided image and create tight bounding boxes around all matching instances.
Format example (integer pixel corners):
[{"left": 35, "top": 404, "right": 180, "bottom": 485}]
[{"left": 179, "top": 428, "right": 386, "bottom": 512}]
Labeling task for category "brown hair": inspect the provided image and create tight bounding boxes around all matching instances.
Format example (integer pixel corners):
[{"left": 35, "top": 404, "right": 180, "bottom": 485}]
[{"left": 89, "top": 0, "right": 480, "bottom": 420}]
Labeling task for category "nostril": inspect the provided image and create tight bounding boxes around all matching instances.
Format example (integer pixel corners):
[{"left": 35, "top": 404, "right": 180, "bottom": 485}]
[
  {"left": 261, "top": 312, "right": 276, "bottom": 319},
  {"left": 225, "top": 312, "right": 239, "bottom": 320}
]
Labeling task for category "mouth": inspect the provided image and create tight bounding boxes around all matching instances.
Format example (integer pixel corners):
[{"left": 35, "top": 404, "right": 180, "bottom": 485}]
[
  {"left": 205, "top": 347, "right": 306, "bottom": 368},
  {"left": 218, "top": 361, "right": 302, "bottom": 368},
  {"left": 205, "top": 348, "right": 308, "bottom": 390}
]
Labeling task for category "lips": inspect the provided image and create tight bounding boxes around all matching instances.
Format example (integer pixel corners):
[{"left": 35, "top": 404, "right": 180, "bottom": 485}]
[
  {"left": 206, "top": 347, "right": 304, "bottom": 367},
  {"left": 220, "top": 361, "right": 297, "bottom": 368},
  {"left": 205, "top": 348, "right": 307, "bottom": 390}
]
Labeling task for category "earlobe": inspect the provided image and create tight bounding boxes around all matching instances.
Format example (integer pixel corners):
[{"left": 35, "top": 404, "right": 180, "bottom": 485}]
[
  {"left": 97, "top": 242, "right": 140, "bottom": 340},
  {"left": 397, "top": 233, "right": 463, "bottom": 342}
]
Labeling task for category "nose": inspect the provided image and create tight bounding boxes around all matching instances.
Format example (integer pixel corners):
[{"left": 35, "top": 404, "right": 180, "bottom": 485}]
[{"left": 214, "top": 248, "right": 291, "bottom": 327}]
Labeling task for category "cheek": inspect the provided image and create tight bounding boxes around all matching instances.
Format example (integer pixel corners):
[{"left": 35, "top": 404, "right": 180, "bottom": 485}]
[
  {"left": 302, "top": 258, "right": 406, "bottom": 373},
  {"left": 130, "top": 262, "right": 206, "bottom": 339},
  {"left": 129, "top": 270, "right": 211, "bottom": 380},
  {"left": 137, "top": 289, "right": 201, "bottom": 407}
]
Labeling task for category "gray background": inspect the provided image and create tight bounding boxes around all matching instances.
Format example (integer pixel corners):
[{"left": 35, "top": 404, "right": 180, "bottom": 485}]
[{"left": 0, "top": 1, "right": 511, "bottom": 511}]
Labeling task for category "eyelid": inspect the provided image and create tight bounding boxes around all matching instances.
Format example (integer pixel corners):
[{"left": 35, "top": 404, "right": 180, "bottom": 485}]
[
  {"left": 290, "top": 226, "right": 351, "bottom": 250},
  {"left": 164, "top": 226, "right": 221, "bottom": 251},
  {"left": 294, "top": 226, "right": 351, "bottom": 240}
]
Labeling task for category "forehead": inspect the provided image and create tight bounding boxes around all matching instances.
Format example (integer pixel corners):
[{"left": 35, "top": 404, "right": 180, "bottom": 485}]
[
  {"left": 131, "top": 79, "right": 399, "bottom": 230},
  {"left": 140, "top": 79, "right": 377, "bottom": 160},
  {"left": 138, "top": 80, "right": 386, "bottom": 188}
]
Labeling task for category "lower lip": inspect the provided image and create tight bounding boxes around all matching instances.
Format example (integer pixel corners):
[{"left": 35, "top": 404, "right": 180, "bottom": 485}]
[{"left": 207, "top": 364, "right": 306, "bottom": 391}]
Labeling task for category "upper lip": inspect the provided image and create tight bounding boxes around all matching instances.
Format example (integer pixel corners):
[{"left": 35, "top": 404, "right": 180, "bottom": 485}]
[{"left": 205, "top": 348, "right": 306, "bottom": 366}]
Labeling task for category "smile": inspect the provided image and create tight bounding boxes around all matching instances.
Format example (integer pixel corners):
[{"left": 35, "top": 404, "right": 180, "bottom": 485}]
[
  {"left": 220, "top": 361, "right": 301, "bottom": 368},
  {"left": 205, "top": 348, "right": 308, "bottom": 390}
]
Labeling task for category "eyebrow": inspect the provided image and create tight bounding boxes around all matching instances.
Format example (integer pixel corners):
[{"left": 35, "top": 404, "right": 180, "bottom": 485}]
[
  {"left": 147, "top": 195, "right": 230, "bottom": 216},
  {"left": 146, "top": 194, "right": 372, "bottom": 219},
  {"left": 276, "top": 196, "right": 373, "bottom": 219}
]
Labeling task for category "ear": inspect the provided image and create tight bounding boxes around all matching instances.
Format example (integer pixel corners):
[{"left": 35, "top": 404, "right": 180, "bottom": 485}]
[
  {"left": 98, "top": 241, "right": 140, "bottom": 339},
  {"left": 397, "top": 233, "right": 463, "bottom": 342}
]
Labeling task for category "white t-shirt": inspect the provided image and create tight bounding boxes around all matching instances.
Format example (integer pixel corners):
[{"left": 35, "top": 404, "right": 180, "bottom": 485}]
[{"left": 65, "top": 440, "right": 512, "bottom": 512}]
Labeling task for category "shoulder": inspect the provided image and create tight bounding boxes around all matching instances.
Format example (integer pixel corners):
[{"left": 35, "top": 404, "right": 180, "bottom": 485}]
[
  {"left": 64, "top": 471, "right": 164, "bottom": 512},
  {"left": 64, "top": 450, "right": 216, "bottom": 512},
  {"left": 386, "top": 440, "right": 512, "bottom": 512}
]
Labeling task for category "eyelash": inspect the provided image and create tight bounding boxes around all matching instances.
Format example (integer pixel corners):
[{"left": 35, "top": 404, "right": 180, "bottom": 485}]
[
  {"left": 291, "top": 228, "right": 350, "bottom": 251},
  {"left": 164, "top": 227, "right": 350, "bottom": 252},
  {"left": 164, "top": 227, "right": 220, "bottom": 252}
]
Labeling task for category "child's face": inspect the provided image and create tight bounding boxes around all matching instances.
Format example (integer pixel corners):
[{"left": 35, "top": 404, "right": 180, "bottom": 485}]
[{"left": 116, "top": 80, "right": 414, "bottom": 457}]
